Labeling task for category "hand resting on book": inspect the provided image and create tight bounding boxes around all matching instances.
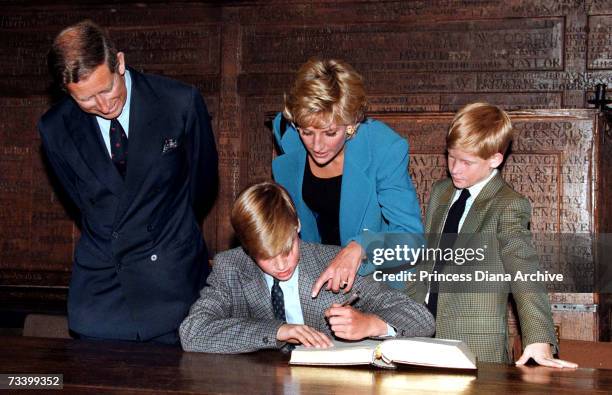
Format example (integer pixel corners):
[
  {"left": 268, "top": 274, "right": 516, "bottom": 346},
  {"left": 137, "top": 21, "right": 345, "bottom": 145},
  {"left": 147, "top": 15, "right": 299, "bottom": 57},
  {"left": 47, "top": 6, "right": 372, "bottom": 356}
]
[{"left": 277, "top": 324, "right": 334, "bottom": 348}]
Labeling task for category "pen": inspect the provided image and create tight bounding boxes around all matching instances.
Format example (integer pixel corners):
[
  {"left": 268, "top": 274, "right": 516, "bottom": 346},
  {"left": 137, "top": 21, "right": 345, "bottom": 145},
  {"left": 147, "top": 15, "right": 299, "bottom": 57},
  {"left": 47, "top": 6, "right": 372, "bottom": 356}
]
[{"left": 340, "top": 291, "right": 361, "bottom": 307}]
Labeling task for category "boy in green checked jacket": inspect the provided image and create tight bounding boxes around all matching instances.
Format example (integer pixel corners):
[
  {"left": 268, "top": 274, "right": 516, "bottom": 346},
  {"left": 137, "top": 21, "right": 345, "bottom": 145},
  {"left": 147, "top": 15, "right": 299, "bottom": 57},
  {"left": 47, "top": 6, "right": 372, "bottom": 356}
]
[{"left": 410, "top": 103, "right": 576, "bottom": 367}]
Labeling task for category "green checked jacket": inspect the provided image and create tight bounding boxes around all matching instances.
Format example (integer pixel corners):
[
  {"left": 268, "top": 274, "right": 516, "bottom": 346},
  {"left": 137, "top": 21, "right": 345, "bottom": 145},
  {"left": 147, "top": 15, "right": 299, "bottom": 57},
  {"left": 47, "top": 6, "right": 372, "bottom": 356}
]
[{"left": 408, "top": 173, "right": 558, "bottom": 363}]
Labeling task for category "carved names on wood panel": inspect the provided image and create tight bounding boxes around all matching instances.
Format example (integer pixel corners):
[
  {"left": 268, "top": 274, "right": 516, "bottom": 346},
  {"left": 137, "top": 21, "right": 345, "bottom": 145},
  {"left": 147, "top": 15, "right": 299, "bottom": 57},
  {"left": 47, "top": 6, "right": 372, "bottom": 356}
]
[
  {"left": 587, "top": 0, "right": 612, "bottom": 15},
  {"left": 588, "top": 14, "right": 612, "bottom": 70},
  {"left": 199, "top": 94, "right": 220, "bottom": 254},
  {"left": 240, "top": 70, "right": 571, "bottom": 98},
  {"left": 0, "top": 4, "right": 221, "bottom": 31},
  {"left": 242, "top": 96, "right": 282, "bottom": 187},
  {"left": 111, "top": 26, "right": 221, "bottom": 75},
  {"left": 0, "top": 97, "right": 75, "bottom": 280},
  {"left": 366, "top": 93, "right": 564, "bottom": 113},
  {"left": 215, "top": 18, "right": 242, "bottom": 251},
  {"left": 383, "top": 117, "right": 448, "bottom": 216},
  {"left": 242, "top": 18, "right": 563, "bottom": 73},
  {"left": 511, "top": 117, "right": 594, "bottom": 232},
  {"left": 1, "top": 30, "right": 56, "bottom": 78},
  {"left": 439, "top": 93, "right": 563, "bottom": 110},
  {"left": 234, "top": 1, "right": 583, "bottom": 25}
]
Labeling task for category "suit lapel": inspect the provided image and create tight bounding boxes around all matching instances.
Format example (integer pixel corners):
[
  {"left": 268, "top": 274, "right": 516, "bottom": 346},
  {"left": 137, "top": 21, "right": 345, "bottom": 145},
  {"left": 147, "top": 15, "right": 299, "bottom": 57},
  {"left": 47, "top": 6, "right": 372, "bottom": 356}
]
[
  {"left": 297, "top": 245, "right": 319, "bottom": 326},
  {"left": 66, "top": 106, "right": 124, "bottom": 197},
  {"left": 241, "top": 258, "right": 275, "bottom": 320},
  {"left": 339, "top": 134, "right": 373, "bottom": 244},
  {"left": 113, "top": 69, "right": 164, "bottom": 224},
  {"left": 297, "top": 244, "right": 338, "bottom": 329},
  {"left": 429, "top": 182, "right": 455, "bottom": 243},
  {"left": 455, "top": 173, "right": 506, "bottom": 247}
]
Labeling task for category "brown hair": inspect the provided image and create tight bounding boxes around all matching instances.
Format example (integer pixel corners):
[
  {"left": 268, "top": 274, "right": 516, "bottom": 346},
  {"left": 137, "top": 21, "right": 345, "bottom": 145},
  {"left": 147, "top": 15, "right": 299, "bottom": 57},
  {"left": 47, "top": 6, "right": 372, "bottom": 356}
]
[
  {"left": 231, "top": 182, "right": 299, "bottom": 260},
  {"left": 447, "top": 103, "right": 513, "bottom": 158},
  {"left": 48, "top": 19, "right": 119, "bottom": 88},
  {"left": 283, "top": 58, "right": 366, "bottom": 129}
]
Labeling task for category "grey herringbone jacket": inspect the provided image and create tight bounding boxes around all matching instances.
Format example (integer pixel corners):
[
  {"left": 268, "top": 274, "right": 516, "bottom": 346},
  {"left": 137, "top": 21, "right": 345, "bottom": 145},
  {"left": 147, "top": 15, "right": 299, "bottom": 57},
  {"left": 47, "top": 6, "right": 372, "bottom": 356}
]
[{"left": 180, "top": 242, "right": 435, "bottom": 353}]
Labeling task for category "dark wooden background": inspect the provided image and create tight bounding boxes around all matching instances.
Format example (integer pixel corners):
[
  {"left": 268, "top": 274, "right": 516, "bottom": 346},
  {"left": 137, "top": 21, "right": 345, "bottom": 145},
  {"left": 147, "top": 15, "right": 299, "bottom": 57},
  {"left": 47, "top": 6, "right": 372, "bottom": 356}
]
[{"left": 1, "top": 0, "right": 611, "bottom": 340}]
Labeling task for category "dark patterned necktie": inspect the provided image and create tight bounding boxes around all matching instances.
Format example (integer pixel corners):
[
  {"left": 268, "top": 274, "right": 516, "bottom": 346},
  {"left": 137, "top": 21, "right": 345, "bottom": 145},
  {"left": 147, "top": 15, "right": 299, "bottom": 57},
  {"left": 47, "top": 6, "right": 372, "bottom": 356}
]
[
  {"left": 271, "top": 278, "right": 287, "bottom": 321},
  {"left": 109, "top": 118, "right": 128, "bottom": 178},
  {"left": 427, "top": 188, "right": 471, "bottom": 317}
]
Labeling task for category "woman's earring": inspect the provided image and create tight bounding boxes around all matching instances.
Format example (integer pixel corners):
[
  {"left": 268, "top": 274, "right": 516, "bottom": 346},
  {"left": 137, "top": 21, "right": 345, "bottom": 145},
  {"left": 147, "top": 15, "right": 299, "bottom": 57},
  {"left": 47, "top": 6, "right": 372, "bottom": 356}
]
[{"left": 346, "top": 125, "right": 356, "bottom": 137}]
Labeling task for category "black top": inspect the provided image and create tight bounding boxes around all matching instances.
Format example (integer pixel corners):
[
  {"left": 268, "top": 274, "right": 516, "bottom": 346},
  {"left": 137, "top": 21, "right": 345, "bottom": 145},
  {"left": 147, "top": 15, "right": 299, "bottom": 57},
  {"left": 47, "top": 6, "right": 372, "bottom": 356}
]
[{"left": 302, "top": 161, "right": 342, "bottom": 246}]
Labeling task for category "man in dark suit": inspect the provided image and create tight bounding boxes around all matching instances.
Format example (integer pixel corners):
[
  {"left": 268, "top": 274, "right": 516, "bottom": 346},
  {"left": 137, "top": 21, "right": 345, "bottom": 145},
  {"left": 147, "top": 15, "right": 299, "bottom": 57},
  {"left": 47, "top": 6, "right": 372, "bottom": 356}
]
[{"left": 38, "top": 20, "right": 218, "bottom": 344}]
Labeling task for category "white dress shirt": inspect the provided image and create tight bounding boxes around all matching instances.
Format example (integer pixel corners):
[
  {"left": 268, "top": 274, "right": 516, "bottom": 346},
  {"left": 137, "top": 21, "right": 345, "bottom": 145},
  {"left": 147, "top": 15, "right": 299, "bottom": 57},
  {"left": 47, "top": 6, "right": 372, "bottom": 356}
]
[
  {"left": 449, "top": 169, "right": 499, "bottom": 231},
  {"left": 425, "top": 169, "right": 498, "bottom": 303},
  {"left": 263, "top": 266, "right": 396, "bottom": 336},
  {"left": 96, "top": 69, "right": 132, "bottom": 157}
]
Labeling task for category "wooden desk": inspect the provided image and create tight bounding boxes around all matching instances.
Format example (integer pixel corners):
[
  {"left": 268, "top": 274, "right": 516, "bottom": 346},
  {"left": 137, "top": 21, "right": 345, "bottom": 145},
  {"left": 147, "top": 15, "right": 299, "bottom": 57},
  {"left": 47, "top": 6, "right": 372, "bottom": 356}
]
[{"left": 0, "top": 336, "right": 610, "bottom": 394}]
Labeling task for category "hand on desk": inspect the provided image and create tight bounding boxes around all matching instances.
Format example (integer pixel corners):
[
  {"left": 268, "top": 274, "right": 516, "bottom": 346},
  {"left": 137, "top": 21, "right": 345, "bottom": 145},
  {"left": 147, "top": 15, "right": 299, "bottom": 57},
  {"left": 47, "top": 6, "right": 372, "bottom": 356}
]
[
  {"left": 311, "top": 241, "right": 364, "bottom": 297},
  {"left": 515, "top": 342, "right": 578, "bottom": 369},
  {"left": 325, "top": 304, "right": 387, "bottom": 340},
  {"left": 277, "top": 324, "right": 333, "bottom": 348}
]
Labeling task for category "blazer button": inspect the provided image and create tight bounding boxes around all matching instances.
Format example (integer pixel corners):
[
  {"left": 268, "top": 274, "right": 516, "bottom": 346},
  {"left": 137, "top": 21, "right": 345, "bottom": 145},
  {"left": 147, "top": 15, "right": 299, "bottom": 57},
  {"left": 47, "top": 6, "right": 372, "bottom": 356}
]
[
  {"left": 263, "top": 337, "right": 269, "bottom": 344},
  {"left": 112, "top": 231, "right": 119, "bottom": 239},
  {"left": 147, "top": 224, "right": 154, "bottom": 232},
  {"left": 150, "top": 254, "right": 158, "bottom": 262}
]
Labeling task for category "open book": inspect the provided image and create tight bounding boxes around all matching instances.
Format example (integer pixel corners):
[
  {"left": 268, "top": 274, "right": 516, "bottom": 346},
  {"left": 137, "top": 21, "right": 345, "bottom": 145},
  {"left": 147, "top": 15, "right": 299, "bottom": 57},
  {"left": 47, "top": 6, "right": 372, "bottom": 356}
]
[{"left": 289, "top": 337, "right": 477, "bottom": 370}]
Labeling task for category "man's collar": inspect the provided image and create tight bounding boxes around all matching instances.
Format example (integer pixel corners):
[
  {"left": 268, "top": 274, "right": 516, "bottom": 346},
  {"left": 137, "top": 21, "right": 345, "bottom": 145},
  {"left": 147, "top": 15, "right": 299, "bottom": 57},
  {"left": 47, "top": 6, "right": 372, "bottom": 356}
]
[{"left": 115, "top": 68, "right": 132, "bottom": 125}]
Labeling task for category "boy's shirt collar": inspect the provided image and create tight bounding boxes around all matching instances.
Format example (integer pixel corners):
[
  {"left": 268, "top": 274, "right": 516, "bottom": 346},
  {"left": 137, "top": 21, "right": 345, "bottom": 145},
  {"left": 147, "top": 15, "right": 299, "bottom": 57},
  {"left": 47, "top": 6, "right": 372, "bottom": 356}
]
[
  {"left": 263, "top": 266, "right": 304, "bottom": 325},
  {"left": 461, "top": 169, "right": 498, "bottom": 201},
  {"left": 263, "top": 265, "right": 300, "bottom": 288},
  {"left": 449, "top": 169, "right": 498, "bottom": 233}
]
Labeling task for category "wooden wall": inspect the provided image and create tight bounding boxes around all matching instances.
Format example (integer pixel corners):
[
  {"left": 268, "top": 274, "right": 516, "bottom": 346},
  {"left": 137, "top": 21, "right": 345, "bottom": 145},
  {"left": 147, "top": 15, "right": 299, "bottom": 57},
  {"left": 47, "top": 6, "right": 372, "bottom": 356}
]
[{"left": 1, "top": 0, "right": 611, "bottom": 337}]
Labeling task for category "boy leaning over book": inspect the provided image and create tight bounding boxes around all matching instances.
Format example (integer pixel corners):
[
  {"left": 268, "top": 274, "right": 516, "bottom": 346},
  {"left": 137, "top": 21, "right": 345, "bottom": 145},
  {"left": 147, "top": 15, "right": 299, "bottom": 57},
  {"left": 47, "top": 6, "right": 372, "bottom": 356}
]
[
  {"left": 180, "top": 182, "right": 435, "bottom": 353},
  {"left": 408, "top": 103, "right": 576, "bottom": 368}
]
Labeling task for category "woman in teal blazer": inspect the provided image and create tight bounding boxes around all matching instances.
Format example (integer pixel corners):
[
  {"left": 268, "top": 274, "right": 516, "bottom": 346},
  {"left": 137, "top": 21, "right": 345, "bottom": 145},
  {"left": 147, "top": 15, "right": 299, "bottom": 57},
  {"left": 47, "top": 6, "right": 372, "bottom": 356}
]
[{"left": 272, "top": 58, "right": 423, "bottom": 295}]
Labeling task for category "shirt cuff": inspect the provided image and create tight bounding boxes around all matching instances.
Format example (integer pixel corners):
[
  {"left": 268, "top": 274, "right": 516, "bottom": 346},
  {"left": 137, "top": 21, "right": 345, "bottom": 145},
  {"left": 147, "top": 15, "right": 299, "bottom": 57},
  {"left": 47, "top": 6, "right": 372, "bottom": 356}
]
[{"left": 381, "top": 323, "right": 397, "bottom": 337}]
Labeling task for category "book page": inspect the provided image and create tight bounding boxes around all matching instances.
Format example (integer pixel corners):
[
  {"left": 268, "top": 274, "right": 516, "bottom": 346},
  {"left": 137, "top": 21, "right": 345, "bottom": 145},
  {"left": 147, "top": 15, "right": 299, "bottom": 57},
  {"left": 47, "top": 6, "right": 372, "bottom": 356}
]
[
  {"left": 289, "top": 339, "right": 381, "bottom": 366},
  {"left": 379, "top": 338, "right": 477, "bottom": 369}
]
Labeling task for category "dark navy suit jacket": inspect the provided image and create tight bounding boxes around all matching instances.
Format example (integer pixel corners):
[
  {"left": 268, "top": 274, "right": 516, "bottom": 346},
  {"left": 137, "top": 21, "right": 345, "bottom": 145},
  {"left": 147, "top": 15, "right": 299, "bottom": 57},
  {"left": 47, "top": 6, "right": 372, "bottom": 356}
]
[{"left": 38, "top": 68, "right": 218, "bottom": 341}]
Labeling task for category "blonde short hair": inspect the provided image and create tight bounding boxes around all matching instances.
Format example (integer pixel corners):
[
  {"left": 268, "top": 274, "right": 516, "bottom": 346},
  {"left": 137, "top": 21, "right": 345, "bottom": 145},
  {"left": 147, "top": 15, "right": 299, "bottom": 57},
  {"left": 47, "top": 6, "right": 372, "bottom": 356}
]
[
  {"left": 447, "top": 103, "right": 513, "bottom": 159},
  {"left": 231, "top": 182, "right": 299, "bottom": 260},
  {"left": 283, "top": 58, "right": 366, "bottom": 128}
]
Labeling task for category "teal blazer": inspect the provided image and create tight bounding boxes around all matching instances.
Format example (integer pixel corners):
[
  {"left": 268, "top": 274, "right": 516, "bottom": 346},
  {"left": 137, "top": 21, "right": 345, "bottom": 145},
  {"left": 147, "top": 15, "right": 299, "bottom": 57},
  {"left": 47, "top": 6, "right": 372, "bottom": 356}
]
[{"left": 272, "top": 113, "right": 424, "bottom": 281}]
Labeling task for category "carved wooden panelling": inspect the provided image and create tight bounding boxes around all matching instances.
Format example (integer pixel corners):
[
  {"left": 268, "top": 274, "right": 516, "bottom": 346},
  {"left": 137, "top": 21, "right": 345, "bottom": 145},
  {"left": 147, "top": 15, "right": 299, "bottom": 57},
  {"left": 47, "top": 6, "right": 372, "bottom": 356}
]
[
  {"left": 365, "top": 93, "right": 564, "bottom": 112},
  {"left": 242, "top": 96, "right": 282, "bottom": 186},
  {"left": 0, "top": 97, "right": 74, "bottom": 286},
  {"left": 111, "top": 25, "right": 221, "bottom": 75},
  {"left": 588, "top": 14, "right": 612, "bottom": 70},
  {"left": 243, "top": 18, "right": 563, "bottom": 73}
]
